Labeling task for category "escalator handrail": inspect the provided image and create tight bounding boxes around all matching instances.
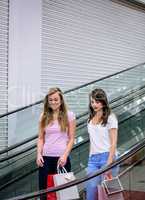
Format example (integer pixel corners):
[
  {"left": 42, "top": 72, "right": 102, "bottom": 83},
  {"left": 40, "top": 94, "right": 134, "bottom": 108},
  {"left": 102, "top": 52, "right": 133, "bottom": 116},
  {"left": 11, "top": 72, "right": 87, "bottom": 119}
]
[
  {"left": 0, "top": 113, "right": 89, "bottom": 156},
  {"left": 6, "top": 137, "right": 145, "bottom": 200},
  {"left": 0, "top": 62, "right": 144, "bottom": 119},
  {"left": 0, "top": 136, "right": 89, "bottom": 163},
  {"left": 1, "top": 101, "right": 145, "bottom": 162},
  {"left": 0, "top": 125, "right": 144, "bottom": 192},
  {"left": 1, "top": 84, "right": 145, "bottom": 156},
  {"left": 0, "top": 127, "right": 142, "bottom": 191},
  {"left": 0, "top": 139, "right": 89, "bottom": 191}
]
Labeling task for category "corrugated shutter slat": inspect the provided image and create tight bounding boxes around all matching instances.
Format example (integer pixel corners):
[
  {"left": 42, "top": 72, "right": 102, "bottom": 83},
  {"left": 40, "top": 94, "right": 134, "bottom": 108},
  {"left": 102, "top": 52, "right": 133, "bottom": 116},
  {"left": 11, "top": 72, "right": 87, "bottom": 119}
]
[
  {"left": 0, "top": 0, "right": 9, "bottom": 149},
  {"left": 41, "top": 0, "right": 145, "bottom": 93}
]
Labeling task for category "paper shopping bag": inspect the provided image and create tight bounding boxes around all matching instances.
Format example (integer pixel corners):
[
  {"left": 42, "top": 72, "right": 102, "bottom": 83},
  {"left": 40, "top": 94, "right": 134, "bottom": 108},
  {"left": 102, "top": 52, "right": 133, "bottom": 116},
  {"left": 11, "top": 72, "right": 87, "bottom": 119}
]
[
  {"left": 47, "top": 174, "right": 57, "bottom": 200},
  {"left": 99, "top": 175, "right": 125, "bottom": 200},
  {"left": 98, "top": 184, "right": 125, "bottom": 200},
  {"left": 53, "top": 168, "right": 79, "bottom": 200},
  {"left": 103, "top": 176, "right": 123, "bottom": 195},
  {"left": 98, "top": 185, "right": 108, "bottom": 200}
]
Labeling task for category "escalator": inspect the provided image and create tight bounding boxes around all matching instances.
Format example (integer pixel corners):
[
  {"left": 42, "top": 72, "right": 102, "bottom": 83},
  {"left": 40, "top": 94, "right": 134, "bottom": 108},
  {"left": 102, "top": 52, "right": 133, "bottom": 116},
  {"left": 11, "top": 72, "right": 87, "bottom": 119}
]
[
  {"left": 3, "top": 133, "right": 145, "bottom": 200},
  {"left": 0, "top": 63, "right": 145, "bottom": 199}
]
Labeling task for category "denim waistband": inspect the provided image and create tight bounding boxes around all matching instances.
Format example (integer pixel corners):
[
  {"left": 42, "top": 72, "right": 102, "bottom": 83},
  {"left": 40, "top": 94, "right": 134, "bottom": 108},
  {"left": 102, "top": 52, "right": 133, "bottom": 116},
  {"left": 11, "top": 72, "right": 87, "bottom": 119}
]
[{"left": 90, "top": 152, "right": 109, "bottom": 157}]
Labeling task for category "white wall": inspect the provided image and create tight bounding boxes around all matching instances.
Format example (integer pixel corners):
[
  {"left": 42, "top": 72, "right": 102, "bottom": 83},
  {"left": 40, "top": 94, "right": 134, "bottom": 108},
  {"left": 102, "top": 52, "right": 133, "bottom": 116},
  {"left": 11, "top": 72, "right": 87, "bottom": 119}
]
[
  {"left": 8, "top": 0, "right": 41, "bottom": 146},
  {"left": 8, "top": 0, "right": 41, "bottom": 111}
]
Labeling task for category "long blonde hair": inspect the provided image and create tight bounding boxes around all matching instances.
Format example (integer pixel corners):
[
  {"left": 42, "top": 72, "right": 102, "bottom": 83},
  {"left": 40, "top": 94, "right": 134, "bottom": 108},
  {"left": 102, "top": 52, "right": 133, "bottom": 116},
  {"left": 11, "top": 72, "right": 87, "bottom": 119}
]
[{"left": 40, "top": 87, "right": 68, "bottom": 132}]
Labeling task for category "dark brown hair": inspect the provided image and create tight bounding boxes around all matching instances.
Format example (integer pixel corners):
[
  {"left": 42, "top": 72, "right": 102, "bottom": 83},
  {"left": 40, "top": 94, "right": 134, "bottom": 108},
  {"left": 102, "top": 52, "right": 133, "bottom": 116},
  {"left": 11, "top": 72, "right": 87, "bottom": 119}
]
[{"left": 88, "top": 88, "right": 111, "bottom": 125}]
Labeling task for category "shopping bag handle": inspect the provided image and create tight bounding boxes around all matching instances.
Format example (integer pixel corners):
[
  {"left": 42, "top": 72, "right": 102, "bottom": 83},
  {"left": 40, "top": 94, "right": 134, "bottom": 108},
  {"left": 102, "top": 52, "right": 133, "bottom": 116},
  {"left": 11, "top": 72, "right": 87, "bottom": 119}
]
[
  {"left": 57, "top": 166, "right": 74, "bottom": 180},
  {"left": 57, "top": 166, "right": 68, "bottom": 174},
  {"left": 104, "top": 173, "right": 113, "bottom": 180}
]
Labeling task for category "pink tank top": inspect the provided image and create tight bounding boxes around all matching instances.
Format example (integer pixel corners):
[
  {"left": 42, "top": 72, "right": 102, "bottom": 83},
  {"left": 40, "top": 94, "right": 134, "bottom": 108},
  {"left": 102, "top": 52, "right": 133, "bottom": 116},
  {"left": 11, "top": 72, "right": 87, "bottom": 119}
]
[{"left": 42, "top": 111, "right": 75, "bottom": 157}]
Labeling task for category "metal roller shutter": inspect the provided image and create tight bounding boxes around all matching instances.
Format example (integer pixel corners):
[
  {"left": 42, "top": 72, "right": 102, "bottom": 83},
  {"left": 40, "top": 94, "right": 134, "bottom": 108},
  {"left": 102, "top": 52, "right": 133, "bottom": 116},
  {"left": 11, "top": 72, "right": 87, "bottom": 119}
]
[
  {"left": 41, "top": 0, "right": 145, "bottom": 93},
  {"left": 0, "top": 0, "right": 9, "bottom": 149}
]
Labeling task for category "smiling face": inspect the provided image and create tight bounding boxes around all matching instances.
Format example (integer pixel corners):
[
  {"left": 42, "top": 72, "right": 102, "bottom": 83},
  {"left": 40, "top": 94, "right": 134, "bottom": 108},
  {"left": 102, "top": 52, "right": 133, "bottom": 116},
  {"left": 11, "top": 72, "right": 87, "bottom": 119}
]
[
  {"left": 90, "top": 97, "right": 103, "bottom": 112},
  {"left": 48, "top": 91, "right": 61, "bottom": 112}
]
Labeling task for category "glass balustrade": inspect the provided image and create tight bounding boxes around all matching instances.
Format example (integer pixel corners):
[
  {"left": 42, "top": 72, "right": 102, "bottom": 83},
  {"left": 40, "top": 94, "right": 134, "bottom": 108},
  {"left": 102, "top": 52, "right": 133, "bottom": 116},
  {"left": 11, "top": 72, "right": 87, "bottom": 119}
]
[
  {"left": 1, "top": 139, "right": 145, "bottom": 200},
  {"left": 1, "top": 63, "right": 145, "bottom": 199},
  {"left": 0, "top": 63, "right": 145, "bottom": 148}
]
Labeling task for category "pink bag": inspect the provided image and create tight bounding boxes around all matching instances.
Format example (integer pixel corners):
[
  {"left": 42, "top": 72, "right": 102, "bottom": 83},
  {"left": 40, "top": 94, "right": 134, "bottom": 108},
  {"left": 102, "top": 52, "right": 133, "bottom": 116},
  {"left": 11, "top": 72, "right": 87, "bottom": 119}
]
[
  {"left": 98, "top": 185, "right": 125, "bottom": 200},
  {"left": 98, "top": 185, "right": 108, "bottom": 200}
]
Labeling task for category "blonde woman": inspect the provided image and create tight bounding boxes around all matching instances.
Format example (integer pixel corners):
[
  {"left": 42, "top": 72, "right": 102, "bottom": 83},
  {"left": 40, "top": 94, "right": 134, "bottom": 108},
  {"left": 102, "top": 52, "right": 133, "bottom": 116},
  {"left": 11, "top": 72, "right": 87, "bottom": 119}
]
[{"left": 36, "top": 87, "right": 76, "bottom": 199}]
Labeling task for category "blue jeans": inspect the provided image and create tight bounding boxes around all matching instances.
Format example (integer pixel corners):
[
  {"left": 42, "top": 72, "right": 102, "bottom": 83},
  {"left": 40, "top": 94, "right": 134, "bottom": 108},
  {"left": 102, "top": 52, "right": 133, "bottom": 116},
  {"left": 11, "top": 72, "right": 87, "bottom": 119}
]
[{"left": 86, "top": 152, "right": 119, "bottom": 200}]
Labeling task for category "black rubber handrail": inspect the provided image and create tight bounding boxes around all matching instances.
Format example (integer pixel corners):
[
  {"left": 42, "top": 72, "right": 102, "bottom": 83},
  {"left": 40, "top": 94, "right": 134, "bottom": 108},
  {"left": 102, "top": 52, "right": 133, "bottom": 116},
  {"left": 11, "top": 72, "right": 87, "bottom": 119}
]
[
  {"left": 0, "top": 62, "right": 144, "bottom": 119},
  {"left": 7, "top": 137, "right": 145, "bottom": 200},
  {"left": 2, "top": 84, "right": 145, "bottom": 154},
  {"left": 1, "top": 97, "right": 145, "bottom": 190},
  {"left": 0, "top": 112, "right": 89, "bottom": 155},
  {"left": 118, "top": 0, "right": 145, "bottom": 10},
  {"left": 1, "top": 100, "right": 145, "bottom": 192},
  {"left": 0, "top": 63, "right": 144, "bottom": 155},
  {"left": 0, "top": 144, "right": 36, "bottom": 163},
  {"left": 1, "top": 102, "right": 145, "bottom": 166},
  {"left": 0, "top": 84, "right": 145, "bottom": 156},
  {"left": 0, "top": 138, "right": 89, "bottom": 191},
  {"left": 0, "top": 135, "right": 37, "bottom": 155},
  {"left": 0, "top": 126, "right": 144, "bottom": 192}
]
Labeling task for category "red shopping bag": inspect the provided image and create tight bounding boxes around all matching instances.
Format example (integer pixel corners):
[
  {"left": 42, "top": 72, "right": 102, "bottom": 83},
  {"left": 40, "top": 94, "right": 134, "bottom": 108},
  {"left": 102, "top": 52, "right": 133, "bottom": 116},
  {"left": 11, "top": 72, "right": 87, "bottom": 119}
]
[{"left": 47, "top": 175, "right": 57, "bottom": 200}]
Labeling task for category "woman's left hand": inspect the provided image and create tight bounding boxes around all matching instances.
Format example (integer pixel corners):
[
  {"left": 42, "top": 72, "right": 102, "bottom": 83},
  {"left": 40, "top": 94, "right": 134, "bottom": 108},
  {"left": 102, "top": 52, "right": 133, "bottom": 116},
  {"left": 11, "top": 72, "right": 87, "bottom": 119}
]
[
  {"left": 105, "top": 159, "right": 113, "bottom": 179},
  {"left": 57, "top": 154, "right": 67, "bottom": 167},
  {"left": 104, "top": 170, "right": 112, "bottom": 179}
]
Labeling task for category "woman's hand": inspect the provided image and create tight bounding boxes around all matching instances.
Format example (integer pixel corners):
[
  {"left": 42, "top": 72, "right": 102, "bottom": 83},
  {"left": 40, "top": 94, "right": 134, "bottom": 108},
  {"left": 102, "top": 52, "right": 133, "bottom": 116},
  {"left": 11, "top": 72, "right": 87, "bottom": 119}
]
[
  {"left": 105, "top": 159, "right": 113, "bottom": 179},
  {"left": 36, "top": 153, "right": 44, "bottom": 167},
  {"left": 57, "top": 154, "right": 67, "bottom": 167},
  {"left": 104, "top": 170, "right": 112, "bottom": 180}
]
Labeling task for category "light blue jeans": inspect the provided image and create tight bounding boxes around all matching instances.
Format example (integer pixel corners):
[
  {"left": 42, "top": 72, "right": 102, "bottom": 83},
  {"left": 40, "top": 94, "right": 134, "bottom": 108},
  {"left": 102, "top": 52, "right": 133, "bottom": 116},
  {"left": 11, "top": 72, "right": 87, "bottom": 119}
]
[{"left": 86, "top": 152, "right": 119, "bottom": 200}]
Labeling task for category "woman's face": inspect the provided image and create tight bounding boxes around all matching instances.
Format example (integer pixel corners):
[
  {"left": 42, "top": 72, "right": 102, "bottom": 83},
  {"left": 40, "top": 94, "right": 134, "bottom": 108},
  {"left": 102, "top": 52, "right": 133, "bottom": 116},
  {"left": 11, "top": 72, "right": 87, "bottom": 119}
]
[
  {"left": 48, "top": 92, "right": 61, "bottom": 112},
  {"left": 90, "top": 97, "right": 103, "bottom": 112}
]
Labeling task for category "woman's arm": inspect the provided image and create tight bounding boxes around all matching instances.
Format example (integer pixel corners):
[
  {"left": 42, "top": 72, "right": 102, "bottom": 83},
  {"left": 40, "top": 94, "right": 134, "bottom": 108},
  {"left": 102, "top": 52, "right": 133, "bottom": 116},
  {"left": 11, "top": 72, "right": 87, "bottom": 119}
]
[
  {"left": 36, "top": 116, "right": 45, "bottom": 167},
  {"left": 58, "top": 118, "right": 76, "bottom": 167},
  {"left": 107, "top": 128, "right": 118, "bottom": 165}
]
